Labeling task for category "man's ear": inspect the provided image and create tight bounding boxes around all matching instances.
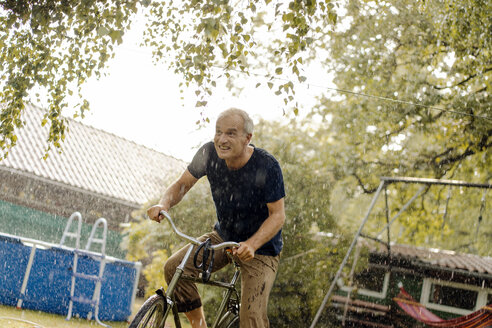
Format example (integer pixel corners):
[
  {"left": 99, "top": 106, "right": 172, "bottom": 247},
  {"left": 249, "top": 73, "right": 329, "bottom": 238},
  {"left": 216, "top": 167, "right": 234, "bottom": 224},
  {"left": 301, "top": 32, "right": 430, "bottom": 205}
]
[{"left": 245, "top": 133, "right": 253, "bottom": 144}]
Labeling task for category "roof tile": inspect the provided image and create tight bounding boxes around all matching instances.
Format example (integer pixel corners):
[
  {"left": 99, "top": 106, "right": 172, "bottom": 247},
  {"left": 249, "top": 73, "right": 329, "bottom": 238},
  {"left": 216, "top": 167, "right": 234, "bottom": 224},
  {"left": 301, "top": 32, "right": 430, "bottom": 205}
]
[{"left": 376, "top": 244, "right": 492, "bottom": 275}]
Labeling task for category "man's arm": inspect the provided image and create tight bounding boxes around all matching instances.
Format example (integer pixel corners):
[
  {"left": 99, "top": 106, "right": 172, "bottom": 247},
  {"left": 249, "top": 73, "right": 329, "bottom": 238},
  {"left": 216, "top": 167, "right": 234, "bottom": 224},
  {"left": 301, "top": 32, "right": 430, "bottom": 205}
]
[
  {"left": 147, "top": 169, "right": 198, "bottom": 222},
  {"left": 234, "top": 198, "right": 286, "bottom": 261}
]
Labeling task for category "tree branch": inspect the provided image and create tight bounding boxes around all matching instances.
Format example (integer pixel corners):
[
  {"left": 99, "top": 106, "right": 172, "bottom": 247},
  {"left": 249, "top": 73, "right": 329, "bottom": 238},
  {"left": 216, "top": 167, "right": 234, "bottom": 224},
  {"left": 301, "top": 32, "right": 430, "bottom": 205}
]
[
  {"left": 432, "top": 67, "right": 492, "bottom": 90},
  {"left": 352, "top": 173, "right": 378, "bottom": 194},
  {"left": 433, "top": 129, "right": 492, "bottom": 167}
]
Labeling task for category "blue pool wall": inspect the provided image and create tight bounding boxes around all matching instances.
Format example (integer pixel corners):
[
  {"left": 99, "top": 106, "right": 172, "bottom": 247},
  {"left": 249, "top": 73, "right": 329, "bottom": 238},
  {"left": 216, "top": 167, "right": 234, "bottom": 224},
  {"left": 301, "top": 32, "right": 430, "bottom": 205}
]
[{"left": 0, "top": 232, "right": 141, "bottom": 321}]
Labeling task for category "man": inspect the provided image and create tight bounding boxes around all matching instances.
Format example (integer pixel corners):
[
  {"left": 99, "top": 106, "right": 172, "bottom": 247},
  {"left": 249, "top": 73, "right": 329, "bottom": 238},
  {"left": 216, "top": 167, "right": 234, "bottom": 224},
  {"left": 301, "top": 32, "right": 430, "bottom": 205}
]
[{"left": 147, "top": 108, "right": 285, "bottom": 328}]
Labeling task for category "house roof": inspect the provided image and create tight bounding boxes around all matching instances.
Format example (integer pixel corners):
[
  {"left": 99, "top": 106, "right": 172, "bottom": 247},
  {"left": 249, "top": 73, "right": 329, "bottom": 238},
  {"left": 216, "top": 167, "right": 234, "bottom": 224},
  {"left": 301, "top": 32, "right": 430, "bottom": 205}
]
[
  {"left": 374, "top": 244, "right": 492, "bottom": 276},
  {"left": 0, "top": 104, "right": 187, "bottom": 206}
]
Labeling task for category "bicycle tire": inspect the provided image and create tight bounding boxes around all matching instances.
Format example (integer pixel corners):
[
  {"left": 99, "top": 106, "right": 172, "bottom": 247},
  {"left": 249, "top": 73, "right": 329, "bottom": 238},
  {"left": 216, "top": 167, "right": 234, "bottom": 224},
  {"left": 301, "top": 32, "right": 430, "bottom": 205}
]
[
  {"left": 129, "top": 294, "right": 167, "bottom": 328},
  {"left": 216, "top": 311, "right": 239, "bottom": 328}
]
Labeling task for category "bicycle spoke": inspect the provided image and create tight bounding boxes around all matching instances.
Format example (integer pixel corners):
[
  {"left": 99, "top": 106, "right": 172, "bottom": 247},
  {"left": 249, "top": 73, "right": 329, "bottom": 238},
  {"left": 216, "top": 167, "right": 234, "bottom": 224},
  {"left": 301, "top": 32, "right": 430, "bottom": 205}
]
[{"left": 138, "top": 301, "right": 164, "bottom": 328}]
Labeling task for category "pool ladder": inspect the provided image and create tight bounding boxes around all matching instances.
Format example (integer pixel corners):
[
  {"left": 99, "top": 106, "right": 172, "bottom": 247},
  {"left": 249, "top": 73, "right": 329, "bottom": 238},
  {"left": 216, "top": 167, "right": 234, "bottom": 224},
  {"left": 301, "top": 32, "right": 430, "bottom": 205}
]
[{"left": 60, "top": 212, "right": 110, "bottom": 328}]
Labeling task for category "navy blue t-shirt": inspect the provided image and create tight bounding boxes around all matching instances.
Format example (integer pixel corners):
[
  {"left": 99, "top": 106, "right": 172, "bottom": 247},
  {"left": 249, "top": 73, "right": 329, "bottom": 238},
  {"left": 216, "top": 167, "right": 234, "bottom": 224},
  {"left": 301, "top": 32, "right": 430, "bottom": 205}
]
[{"left": 187, "top": 141, "right": 285, "bottom": 256}]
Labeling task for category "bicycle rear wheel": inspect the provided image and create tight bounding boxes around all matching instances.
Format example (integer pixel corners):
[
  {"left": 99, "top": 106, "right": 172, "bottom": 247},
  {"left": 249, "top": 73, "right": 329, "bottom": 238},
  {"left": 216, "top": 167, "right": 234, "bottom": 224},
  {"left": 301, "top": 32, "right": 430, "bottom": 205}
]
[
  {"left": 129, "top": 294, "right": 167, "bottom": 328},
  {"left": 217, "top": 311, "right": 239, "bottom": 328}
]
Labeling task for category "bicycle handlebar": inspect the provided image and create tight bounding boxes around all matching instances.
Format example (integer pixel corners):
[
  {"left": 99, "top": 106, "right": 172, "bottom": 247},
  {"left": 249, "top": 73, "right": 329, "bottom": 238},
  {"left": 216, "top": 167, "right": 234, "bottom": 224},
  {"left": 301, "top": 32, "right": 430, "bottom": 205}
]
[{"left": 159, "top": 210, "right": 240, "bottom": 250}]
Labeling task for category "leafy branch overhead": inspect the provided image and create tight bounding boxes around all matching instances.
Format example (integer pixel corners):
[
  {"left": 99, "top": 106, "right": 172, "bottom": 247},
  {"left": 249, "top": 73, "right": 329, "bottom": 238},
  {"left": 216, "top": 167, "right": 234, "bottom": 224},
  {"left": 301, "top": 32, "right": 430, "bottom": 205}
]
[
  {"left": 0, "top": 0, "right": 141, "bottom": 158},
  {"left": 0, "top": 0, "right": 337, "bottom": 158},
  {"left": 143, "top": 0, "right": 336, "bottom": 109}
]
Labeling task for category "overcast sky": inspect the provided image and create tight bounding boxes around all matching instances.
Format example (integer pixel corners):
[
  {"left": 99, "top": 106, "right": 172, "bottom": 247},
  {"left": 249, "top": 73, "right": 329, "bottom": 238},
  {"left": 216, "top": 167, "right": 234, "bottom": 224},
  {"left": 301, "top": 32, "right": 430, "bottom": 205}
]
[{"left": 67, "top": 11, "right": 330, "bottom": 162}]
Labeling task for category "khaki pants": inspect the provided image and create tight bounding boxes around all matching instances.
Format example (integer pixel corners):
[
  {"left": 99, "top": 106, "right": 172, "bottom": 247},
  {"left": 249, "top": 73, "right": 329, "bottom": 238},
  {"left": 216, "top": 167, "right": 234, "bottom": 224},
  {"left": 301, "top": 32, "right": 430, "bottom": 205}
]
[{"left": 164, "top": 230, "right": 279, "bottom": 328}]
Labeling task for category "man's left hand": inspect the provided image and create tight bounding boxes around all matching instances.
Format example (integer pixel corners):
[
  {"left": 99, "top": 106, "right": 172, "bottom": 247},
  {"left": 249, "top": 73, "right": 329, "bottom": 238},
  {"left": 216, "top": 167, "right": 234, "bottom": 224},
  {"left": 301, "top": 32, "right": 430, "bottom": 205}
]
[{"left": 233, "top": 242, "right": 255, "bottom": 261}]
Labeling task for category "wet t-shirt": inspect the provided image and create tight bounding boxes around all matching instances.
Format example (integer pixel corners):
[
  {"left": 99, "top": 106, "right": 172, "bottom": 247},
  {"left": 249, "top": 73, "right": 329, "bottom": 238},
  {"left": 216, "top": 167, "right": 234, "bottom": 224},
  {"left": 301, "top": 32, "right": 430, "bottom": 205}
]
[{"left": 187, "top": 141, "right": 285, "bottom": 256}]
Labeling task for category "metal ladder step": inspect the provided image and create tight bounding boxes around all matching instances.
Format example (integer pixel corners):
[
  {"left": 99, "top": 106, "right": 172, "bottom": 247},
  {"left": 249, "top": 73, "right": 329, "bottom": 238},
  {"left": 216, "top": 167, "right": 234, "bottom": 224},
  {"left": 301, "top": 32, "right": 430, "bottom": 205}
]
[
  {"left": 73, "top": 272, "right": 104, "bottom": 282},
  {"left": 73, "top": 249, "right": 106, "bottom": 259}
]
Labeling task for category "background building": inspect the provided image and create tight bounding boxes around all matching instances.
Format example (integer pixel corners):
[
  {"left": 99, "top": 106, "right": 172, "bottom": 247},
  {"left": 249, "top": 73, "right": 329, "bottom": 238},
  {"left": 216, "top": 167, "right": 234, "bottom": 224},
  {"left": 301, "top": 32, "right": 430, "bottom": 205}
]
[{"left": 330, "top": 242, "right": 492, "bottom": 327}]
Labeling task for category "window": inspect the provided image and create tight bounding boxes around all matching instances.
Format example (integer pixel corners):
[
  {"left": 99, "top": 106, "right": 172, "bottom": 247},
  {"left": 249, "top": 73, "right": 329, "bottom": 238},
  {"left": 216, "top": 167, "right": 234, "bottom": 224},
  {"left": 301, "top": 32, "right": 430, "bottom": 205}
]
[
  {"left": 355, "top": 267, "right": 388, "bottom": 292},
  {"left": 429, "top": 284, "right": 477, "bottom": 310},
  {"left": 421, "top": 279, "right": 492, "bottom": 316},
  {"left": 338, "top": 267, "right": 390, "bottom": 299}
]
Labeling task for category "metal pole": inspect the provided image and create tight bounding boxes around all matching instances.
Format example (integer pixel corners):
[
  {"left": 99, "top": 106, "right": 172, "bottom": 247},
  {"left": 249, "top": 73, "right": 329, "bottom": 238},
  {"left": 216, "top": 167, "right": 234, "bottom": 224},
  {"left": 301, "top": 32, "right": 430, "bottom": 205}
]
[
  {"left": 375, "top": 185, "right": 426, "bottom": 239},
  {"left": 380, "top": 176, "right": 492, "bottom": 189},
  {"left": 310, "top": 180, "right": 386, "bottom": 328},
  {"left": 17, "top": 244, "right": 37, "bottom": 309}
]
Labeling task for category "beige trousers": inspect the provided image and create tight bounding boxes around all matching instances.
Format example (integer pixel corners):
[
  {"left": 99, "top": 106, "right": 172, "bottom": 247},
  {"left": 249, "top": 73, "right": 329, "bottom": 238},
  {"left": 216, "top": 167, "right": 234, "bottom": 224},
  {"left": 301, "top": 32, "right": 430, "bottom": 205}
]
[{"left": 164, "top": 230, "right": 279, "bottom": 328}]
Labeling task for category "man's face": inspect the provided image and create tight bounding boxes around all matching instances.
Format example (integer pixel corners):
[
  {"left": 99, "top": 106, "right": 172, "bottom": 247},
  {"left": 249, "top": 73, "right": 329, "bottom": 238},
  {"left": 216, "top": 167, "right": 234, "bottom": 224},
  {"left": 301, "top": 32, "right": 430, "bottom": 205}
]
[{"left": 214, "top": 114, "right": 251, "bottom": 161}]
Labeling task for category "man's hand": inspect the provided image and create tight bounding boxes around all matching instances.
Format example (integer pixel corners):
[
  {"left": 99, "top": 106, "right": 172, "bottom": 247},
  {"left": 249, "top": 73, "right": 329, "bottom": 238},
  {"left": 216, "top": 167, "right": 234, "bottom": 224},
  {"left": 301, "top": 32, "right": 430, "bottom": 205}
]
[
  {"left": 147, "top": 205, "right": 167, "bottom": 223},
  {"left": 233, "top": 242, "right": 256, "bottom": 262}
]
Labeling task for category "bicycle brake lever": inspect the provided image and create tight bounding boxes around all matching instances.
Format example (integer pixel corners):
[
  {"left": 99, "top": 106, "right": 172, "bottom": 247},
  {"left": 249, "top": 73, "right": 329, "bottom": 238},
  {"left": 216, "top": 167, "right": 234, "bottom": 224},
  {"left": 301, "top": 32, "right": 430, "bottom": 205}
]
[
  {"left": 193, "top": 238, "right": 210, "bottom": 269},
  {"left": 193, "top": 238, "right": 215, "bottom": 282}
]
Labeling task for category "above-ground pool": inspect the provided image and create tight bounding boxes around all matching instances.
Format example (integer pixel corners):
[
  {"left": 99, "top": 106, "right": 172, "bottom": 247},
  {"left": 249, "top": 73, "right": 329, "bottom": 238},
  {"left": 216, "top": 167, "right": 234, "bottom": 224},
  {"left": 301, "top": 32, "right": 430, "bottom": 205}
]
[{"left": 0, "top": 232, "right": 141, "bottom": 322}]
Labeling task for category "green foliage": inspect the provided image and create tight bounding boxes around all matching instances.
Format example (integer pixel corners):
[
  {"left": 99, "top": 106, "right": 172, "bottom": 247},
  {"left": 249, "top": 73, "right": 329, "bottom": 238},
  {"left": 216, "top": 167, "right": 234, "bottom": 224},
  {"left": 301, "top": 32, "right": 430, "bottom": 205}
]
[
  {"left": 295, "top": 0, "right": 491, "bottom": 254},
  {"left": 141, "top": 248, "right": 168, "bottom": 298},
  {"left": 310, "top": 0, "right": 491, "bottom": 185},
  {"left": 121, "top": 179, "right": 217, "bottom": 296},
  {"left": 0, "top": 0, "right": 144, "bottom": 157},
  {"left": 121, "top": 200, "right": 172, "bottom": 262},
  {"left": 360, "top": 181, "right": 492, "bottom": 257}
]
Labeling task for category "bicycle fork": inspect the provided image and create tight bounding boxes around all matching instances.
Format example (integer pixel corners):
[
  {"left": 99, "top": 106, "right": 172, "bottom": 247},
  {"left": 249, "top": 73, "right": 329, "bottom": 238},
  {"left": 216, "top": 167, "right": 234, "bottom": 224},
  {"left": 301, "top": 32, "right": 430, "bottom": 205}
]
[{"left": 157, "top": 244, "right": 195, "bottom": 328}]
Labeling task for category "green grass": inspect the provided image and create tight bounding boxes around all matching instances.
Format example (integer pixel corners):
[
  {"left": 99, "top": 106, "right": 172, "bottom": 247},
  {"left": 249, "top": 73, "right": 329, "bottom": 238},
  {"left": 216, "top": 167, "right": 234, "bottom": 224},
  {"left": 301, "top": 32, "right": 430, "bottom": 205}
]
[
  {"left": 0, "top": 305, "right": 130, "bottom": 328},
  {"left": 0, "top": 298, "right": 191, "bottom": 328}
]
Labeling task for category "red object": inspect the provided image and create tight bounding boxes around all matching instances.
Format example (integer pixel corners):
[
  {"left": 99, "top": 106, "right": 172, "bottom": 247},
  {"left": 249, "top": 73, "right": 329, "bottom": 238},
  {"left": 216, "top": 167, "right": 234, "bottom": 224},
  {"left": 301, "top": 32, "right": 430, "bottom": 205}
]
[{"left": 393, "top": 286, "right": 492, "bottom": 328}]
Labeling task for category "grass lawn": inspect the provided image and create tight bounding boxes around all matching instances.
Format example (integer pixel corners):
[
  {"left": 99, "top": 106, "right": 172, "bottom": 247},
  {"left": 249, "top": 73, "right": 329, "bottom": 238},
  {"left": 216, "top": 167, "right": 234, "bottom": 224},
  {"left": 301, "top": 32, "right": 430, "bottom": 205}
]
[{"left": 0, "top": 298, "right": 191, "bottom": 328}]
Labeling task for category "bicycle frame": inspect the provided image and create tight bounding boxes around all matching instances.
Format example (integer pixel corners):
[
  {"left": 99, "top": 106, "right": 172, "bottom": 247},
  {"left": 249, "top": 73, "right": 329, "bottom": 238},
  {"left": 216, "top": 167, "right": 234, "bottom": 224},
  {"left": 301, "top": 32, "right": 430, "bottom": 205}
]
[{"left": 153, "top": 212, "right": 241, "bottom": 328}]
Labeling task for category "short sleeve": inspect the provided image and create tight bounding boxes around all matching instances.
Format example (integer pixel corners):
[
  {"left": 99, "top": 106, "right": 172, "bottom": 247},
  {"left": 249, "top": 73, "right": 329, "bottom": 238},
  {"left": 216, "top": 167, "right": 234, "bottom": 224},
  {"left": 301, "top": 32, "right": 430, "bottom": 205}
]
[
  {"left": 264, "top": 161, "right": 285, "bottom": 203},
  {"left": 187, "top": 142, "right": 212, "bottom": 179}
]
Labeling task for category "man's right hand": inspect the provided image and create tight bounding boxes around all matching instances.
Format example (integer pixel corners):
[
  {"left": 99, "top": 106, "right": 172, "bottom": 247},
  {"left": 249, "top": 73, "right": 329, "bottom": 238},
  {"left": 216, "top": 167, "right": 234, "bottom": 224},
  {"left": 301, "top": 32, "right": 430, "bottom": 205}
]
[{"left": 147, "top": 205, "right": 167, "bottom": 223}]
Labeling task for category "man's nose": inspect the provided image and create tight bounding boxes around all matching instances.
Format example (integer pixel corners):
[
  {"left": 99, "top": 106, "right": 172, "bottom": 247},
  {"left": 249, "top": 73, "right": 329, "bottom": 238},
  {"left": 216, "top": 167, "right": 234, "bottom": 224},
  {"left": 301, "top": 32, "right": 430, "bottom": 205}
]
[{"left": 217, "top": 133, "right": 228, "bottom": 143}]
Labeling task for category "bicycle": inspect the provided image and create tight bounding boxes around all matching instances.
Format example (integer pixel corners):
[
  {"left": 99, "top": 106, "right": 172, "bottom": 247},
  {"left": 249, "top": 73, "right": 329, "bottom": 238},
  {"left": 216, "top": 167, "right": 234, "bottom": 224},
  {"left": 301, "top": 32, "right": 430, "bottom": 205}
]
[{"left": 129, "top": 210, "right": 241, "bottom": 328}]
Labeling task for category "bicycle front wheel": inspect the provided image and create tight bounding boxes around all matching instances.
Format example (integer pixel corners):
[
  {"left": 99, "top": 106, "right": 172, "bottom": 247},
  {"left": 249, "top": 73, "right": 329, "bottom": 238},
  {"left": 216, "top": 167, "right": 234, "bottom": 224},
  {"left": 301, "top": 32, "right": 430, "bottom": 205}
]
[{"left": 129, "top": 294, "right": 167, "bottom": 328}]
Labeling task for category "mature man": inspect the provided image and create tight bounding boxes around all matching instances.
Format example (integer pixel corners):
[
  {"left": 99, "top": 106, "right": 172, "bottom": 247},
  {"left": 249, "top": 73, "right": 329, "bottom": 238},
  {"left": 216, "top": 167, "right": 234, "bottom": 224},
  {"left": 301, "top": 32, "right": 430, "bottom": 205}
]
[{"left": 147, "top": 108, "right": 286, "bottom": 328}]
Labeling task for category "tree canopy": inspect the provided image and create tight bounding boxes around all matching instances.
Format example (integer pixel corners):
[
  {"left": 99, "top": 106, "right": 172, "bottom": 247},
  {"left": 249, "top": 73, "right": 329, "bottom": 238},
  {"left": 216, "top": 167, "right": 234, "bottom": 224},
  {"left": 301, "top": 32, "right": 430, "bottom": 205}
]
[
  {"left": 292, "top": 0, "right": 491, "bottom": 255},
  {"left": 2, "top": 0, "right": 489, "bottom": 170},
  {"left": 308, "top": 0, "right": 490, "bottom": 188}
]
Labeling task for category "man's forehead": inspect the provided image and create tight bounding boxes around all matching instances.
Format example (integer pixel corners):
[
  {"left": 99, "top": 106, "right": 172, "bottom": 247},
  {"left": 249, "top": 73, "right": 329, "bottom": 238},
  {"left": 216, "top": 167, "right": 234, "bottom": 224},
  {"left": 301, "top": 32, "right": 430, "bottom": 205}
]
[
  {"left": 216, "top": 126, "right": 239, "bottom": 131},
  {"left": 216, "top": 115, "right": 244, "bottom": 129}
]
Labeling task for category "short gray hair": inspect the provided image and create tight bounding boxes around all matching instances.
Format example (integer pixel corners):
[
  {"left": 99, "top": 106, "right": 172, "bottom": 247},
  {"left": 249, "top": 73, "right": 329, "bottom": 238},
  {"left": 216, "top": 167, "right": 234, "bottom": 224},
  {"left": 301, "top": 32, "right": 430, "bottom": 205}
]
[{"left": 217, "top": 108, "right": 254, "bottom": 135}]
